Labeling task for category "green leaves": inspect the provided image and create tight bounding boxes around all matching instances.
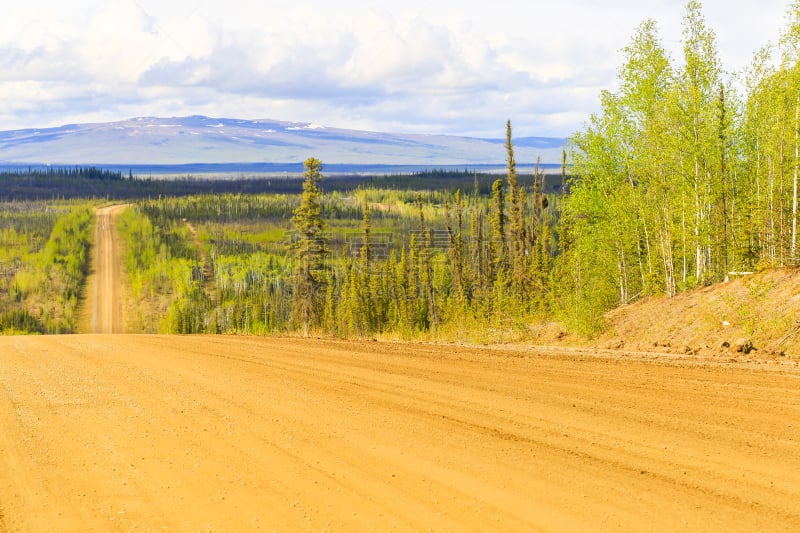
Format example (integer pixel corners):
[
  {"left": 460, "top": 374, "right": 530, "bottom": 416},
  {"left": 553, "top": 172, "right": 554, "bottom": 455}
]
[{"left": 560, "top": 0, "right": 731, "bottom": 331}]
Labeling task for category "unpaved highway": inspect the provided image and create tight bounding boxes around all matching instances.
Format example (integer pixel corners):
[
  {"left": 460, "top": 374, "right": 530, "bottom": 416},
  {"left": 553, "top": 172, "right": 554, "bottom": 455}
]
[
  {"left": 83, "top": 204, "right": 126, "bottom": 334},
  {"left": 1, "top": 335, "right": 799, "bottom": 531}
]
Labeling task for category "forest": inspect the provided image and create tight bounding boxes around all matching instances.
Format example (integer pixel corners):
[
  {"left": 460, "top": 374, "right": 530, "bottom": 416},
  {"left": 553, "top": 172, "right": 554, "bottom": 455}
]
[
  {"left": 1, "top": 0, "right": 799, "bottom": 339},
  {"left": 114, "top": 150, "right": 559, "bottom": 340},
  {"left": 560, "top": 0, "right": 800, "bottom": 333}
]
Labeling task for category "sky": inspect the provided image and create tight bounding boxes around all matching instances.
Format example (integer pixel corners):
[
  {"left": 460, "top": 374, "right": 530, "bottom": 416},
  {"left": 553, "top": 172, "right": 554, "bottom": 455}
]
[{"left": 0, "top": 0, "right": 793, "bottom": 138}]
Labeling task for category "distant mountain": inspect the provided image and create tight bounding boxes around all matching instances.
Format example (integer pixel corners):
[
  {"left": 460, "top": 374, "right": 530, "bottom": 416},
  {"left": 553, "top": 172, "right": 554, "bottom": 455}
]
[{"left": 0, "top": 116, "right": 565, "bottom": 167}]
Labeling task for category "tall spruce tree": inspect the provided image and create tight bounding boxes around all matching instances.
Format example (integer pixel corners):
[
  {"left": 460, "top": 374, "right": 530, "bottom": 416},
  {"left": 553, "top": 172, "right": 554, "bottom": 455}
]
[
  {"left": 505, "top": 120, "right": 528, "bottom": 300},
  {"left": 359, "top": 199, "right": 375, "bottom": 331},
  {"left": 290, "top": 157, "right": 329, "bottom": 335}
]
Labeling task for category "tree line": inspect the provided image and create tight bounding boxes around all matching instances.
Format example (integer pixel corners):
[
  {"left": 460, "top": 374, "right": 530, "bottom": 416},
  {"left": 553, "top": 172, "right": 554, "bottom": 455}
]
[
  {"left": 290, "top": 1, "right": 800, "bottom": 337},
  {"left": 0, "top": 166, "right": 516, "bottom": 201}
]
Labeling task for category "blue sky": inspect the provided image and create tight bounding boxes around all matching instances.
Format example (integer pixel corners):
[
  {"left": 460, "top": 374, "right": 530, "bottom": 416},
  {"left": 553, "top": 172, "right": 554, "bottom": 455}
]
[{"left": 0, "top": 0, "right": 791, "bottom": 138}]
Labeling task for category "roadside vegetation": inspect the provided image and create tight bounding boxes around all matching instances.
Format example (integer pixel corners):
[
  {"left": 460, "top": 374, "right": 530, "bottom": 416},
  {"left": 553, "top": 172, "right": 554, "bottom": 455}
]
[
  {"left": 0, "top": 201, "right": 93, "bottom": 334},
  {"left": 114, "top": 1, "right": 800, "bottom": 341}
]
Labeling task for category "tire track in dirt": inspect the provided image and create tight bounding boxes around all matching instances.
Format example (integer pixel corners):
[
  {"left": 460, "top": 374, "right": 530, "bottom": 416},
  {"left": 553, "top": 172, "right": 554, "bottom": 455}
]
[{"left": 1, "top": 334, "right": 799, "bottom": 531}]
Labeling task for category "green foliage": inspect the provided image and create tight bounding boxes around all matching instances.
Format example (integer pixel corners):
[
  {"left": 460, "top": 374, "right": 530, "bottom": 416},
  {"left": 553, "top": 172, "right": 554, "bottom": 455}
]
[
  {"left": 113, "top": 151, "right": 560, "bottom": 339},
  {"left": 118, "top": 206, "right": 199, "bottom": 333},
  {"left": 0, "top": 202, "right": 92, "bottom": 334},
  {"left": 8, "top": 2, "right": 800, "bottom": 343},
  {"left": 0, "top": 309, "right": 42, "bottom": 335},
  {"left": 555, "top": 1, "right": 800, "bottom": 336},
  {"left": 558, "top": 4, "right": 729, "bottom": 331}
]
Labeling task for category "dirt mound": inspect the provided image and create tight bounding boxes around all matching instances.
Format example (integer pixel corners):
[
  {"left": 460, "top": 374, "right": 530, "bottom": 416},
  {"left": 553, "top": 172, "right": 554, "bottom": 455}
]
[{"left": 598, "top": 268, "right": 800, "bottom": 359}]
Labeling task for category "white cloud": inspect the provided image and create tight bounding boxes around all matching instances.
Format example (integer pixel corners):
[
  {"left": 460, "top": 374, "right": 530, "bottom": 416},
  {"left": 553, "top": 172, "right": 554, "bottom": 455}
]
[{"left": 0, "top": 0, "right": 792, "bottom": 138}]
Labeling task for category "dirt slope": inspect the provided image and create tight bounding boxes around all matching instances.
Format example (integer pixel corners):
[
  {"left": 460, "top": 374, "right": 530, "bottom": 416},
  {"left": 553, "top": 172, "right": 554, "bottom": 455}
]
[
  {"left": 0, "top": 335, "right": 799, "bottom": 531},
  {"left": 598, "top": 268, "right": 800, "bottom": 359}
]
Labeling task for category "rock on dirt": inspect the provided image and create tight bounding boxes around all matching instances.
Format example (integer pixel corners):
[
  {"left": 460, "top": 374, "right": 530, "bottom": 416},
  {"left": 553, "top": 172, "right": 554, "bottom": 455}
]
[
  {"left": 722, "top": 338, "right": 755, "bottom": 354},
  {"left": 732, "top": 338, "right": 755, "bottom": 354}
]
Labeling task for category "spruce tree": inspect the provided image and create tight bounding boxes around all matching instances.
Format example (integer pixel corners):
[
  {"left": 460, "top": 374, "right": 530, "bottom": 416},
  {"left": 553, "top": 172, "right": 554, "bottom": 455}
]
[
  {"left": 416, "top": 194, "right": 435, "bottom": 328},
  {"left": 505, "top": 120, "right": 528, "bottom": 300},
  {"left": 290, "top": 157, "right": 328, "bottom": 335}
]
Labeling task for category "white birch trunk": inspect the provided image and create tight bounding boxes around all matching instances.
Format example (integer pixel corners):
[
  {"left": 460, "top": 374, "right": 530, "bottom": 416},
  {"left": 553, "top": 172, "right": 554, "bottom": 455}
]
[{"left": 792, "top": 96, "right": 799, "bottom": 262}]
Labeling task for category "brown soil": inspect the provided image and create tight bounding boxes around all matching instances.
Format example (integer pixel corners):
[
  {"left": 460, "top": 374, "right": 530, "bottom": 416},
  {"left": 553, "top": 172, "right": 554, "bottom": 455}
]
[
  {"left": 598, "top": 268, "right": 800, "bottom": 360},
  {"left": 1, "top": 335, "right": 799, "bottom": 531}
]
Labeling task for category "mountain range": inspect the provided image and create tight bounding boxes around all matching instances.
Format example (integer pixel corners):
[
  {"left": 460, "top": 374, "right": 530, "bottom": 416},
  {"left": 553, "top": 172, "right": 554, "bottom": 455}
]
[{"left": 0, "top": 116, "right": 565, "bottom": 168}]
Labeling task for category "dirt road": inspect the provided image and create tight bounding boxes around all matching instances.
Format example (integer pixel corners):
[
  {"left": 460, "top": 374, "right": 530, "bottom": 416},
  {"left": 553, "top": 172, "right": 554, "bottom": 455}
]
[
  {"left": 4, "top": 203, "right": 799, "bottom": 529},
  {"left": 0, "top": 335, "right": 798, "bottom": 531},
  {"left": 82, "top": 205, "right": 127, "bottom": 334}
]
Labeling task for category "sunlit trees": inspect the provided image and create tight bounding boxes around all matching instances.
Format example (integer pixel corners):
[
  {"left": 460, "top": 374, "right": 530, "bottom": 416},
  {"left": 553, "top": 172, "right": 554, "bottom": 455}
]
[
  {"left": 740, "top": 1, "right": 800, "bottom": 267},
  {"left": 558, "top": 18, "right": 673, "bottom": 332},
  {"left": 559, "top": 1, "right": 735, "bottom": 332},
  {"left": 557, "top": 0, "right": 800, "bottom": 333},
  {"left": 0, "top": 203, "right": 93, "bottom": 334}
]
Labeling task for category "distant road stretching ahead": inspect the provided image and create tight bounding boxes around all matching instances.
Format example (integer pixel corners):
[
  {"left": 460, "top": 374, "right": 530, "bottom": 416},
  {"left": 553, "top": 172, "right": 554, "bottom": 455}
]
[
  {"left": 91, "top": 205, "right": 126, "bottom": 333},
  {"left": 0, "top": 336, "right": 798, "bottom": 531}
]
